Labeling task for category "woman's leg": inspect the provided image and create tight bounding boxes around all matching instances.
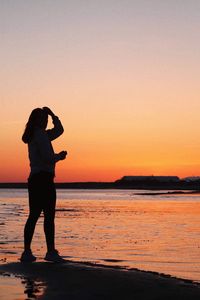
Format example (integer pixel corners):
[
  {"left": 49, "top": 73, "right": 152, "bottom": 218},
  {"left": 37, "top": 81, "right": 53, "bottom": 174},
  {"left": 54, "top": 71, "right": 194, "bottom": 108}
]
[
  {"left": 42, "top": 174, "right": 56, "bottom": 252},
  {"left": 24, "top": 212, "right": 41, "bottom": 250},
  {"left": 42, "top": 173, "right": 65, "bottom": 262},
  {"left": 24, "top": 175, "right": 43, "bottom": 250}
]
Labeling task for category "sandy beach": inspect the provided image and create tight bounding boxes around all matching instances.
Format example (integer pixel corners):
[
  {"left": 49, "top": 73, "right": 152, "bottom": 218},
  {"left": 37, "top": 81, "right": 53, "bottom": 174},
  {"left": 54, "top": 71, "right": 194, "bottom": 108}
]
[{"left": 1, "top": 261, "right": 200, "bottom": 300}]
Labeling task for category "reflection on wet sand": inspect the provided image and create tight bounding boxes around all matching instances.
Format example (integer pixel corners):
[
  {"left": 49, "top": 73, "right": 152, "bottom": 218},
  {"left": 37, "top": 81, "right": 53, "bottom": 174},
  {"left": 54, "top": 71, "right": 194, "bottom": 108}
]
[
  {"left": 1, "top": 262, "right": 200, "bottom": 300},
  {"left": 22, "top": 277, "right": 45, "bottom": 299},
  {"left": 0, "top": 271, "right": 45, "bottom": 300}
]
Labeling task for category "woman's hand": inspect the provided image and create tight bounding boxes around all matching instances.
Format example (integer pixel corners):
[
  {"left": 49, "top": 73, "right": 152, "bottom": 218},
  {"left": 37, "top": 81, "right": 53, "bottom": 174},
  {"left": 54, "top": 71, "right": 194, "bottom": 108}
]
[
  {"left": 59, "top": 151, "right": 67, "bottom": 160},
  {"left": 43, "top": 107, "right": 55, "bottom": 117}
]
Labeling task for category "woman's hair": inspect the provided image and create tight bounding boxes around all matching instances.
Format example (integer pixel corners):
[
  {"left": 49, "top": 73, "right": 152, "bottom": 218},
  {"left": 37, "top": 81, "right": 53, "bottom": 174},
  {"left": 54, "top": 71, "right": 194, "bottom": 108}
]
[{"left": 22, "top": 108, "right": 48, "bottom": 143}]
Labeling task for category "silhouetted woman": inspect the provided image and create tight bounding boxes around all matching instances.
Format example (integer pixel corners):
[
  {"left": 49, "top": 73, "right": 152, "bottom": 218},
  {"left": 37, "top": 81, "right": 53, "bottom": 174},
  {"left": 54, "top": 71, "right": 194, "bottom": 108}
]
[{"left": 20, "top": 107, "right": 67, "bottom": 262}]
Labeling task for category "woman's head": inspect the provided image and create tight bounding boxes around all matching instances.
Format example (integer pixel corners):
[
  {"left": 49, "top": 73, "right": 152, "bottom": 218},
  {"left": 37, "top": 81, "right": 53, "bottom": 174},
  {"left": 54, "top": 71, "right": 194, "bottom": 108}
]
[
  {"left": 28, "top": 108, "right": 48, "bottom": 129},
  {"left": 22, "top": 108, "right": 48, "bottom": 143}
]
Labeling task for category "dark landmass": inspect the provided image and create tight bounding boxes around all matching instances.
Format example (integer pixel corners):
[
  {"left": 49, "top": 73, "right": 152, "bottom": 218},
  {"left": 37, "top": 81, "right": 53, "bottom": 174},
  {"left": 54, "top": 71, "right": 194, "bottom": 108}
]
[
  {"left": 0, "top": 181, "right": 200, "bottom": 190},
  {"left": 1, "top": 261, "right": 200, "bottom": 300},
  {"left": 135, "top": 190, "right": 200, "bottom": 196}
]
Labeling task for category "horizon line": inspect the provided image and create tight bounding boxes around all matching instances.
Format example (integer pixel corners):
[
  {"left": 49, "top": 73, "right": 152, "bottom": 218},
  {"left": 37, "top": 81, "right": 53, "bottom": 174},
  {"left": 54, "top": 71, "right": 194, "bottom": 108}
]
[{"left": 1, "top": 175, "right": 200, "bottom": 184}]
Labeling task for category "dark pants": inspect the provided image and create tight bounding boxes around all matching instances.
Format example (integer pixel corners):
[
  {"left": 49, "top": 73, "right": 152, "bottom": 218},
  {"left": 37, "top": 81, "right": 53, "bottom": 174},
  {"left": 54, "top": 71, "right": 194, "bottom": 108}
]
[{"left": 24, "top": 171, "right": 56, "bottom": 252}]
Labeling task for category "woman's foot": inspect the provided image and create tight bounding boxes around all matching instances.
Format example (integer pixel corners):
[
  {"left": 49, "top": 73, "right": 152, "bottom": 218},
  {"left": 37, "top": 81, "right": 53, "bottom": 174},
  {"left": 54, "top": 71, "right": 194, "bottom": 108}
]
[
  {"left": 20, "top": 249, "right": 36, "bottom": 262},
  {"left": 44, "top": 249, "right": 65, "bottom": 263}
]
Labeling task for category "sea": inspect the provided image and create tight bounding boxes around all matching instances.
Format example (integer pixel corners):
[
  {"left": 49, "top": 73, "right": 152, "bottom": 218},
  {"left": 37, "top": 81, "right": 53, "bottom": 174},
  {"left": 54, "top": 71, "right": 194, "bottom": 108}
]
[{"left": 0, "top": 188, "right": 200, "bottom": 284}]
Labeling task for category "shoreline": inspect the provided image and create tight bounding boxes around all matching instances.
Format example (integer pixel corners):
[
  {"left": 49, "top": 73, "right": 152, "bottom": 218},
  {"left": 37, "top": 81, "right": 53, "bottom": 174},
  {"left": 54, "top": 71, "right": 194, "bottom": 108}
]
[
  {"left": 1, "top": 261, "right": 200, "bottom": 299},
  {"left": 0, "top": 182, "right": 200, "bottom": 190}
]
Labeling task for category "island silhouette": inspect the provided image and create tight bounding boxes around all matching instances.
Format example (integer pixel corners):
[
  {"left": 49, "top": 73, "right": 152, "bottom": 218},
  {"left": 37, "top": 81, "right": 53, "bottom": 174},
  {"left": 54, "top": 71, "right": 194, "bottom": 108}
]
[{"left": 0, "top": 175, "right": 200, "bottom": 190}]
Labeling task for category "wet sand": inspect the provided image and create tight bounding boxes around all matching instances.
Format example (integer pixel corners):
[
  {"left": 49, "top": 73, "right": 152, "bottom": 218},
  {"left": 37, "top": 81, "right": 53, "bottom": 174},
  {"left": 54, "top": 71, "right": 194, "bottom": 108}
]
[{"left": 1, "top": 261, "right": 200, "bottom": 300}]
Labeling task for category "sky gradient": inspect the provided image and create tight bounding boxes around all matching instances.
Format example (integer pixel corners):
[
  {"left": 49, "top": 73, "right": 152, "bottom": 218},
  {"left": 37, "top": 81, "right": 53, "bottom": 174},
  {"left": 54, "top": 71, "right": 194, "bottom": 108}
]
[{"left": 1, "top": 0, "right": 200, "bottom": 182}]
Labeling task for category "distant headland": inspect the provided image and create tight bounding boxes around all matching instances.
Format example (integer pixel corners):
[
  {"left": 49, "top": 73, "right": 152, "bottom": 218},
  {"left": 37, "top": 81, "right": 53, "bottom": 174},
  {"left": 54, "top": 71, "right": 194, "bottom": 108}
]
[{"left": 0, "top": 175, "right": 200, "bottom": 190}]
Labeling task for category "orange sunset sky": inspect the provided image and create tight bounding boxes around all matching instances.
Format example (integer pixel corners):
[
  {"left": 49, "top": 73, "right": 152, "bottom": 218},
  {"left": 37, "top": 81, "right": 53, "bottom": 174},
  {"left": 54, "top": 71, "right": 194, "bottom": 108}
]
[{"left": 1, "top": 1, "right": 200, "bottom": 182}]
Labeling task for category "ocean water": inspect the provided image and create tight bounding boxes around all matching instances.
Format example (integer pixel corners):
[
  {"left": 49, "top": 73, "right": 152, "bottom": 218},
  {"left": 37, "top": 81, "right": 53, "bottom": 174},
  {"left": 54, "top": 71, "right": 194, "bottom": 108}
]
[{"left": 0, "top": 188, "right": 200, "bottom": 283}]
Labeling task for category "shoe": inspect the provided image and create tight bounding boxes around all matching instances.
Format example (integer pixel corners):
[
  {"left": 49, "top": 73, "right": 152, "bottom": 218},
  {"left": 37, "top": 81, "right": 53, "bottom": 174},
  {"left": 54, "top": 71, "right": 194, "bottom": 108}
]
[
  {"left": 44, "top": 249, "right": 65, "bottom": 263},
  {"left": 20, "top": 250, "right": 36, "bottom": 262}
]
